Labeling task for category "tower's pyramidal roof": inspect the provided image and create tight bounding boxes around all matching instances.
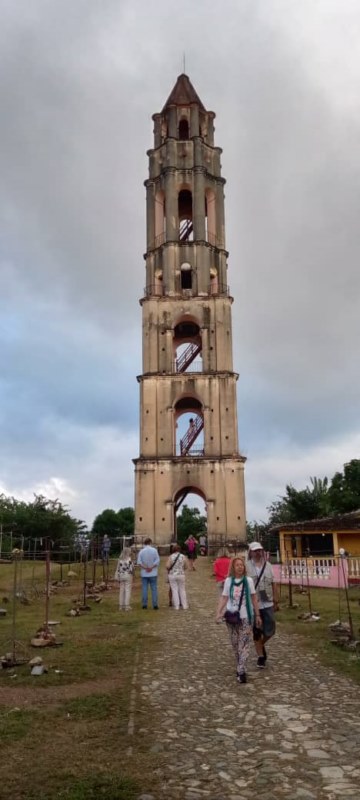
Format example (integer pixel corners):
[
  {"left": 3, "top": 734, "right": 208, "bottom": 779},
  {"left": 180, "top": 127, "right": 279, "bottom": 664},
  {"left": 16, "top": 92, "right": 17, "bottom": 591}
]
[{"left": 162, "top": 74, "right": 206, "bottom": 113}]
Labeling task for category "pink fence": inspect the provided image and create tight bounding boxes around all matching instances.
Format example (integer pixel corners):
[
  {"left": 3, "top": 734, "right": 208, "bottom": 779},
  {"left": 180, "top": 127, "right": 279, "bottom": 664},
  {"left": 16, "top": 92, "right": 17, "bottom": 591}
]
[{"left": 272, "top": 558, "right": 348, "bottom": 589}]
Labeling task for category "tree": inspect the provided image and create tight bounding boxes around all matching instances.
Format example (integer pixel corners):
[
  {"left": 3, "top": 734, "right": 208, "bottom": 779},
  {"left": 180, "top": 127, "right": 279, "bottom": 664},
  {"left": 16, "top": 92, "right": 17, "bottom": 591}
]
[
  {"left": 176, "top": 505, "right": 207, "bottom": 548},
  {"left": 283, "top": 485, "right": 322, "bottom": 522},
  {"left": 266, "top": 499, "right": 288, "bottom": 527},
  {"left": 0, "top": 493, "right": 86, "bottom": 558},
  {"left": 267, "top": 476, "right": 330, "bottom": 525},
  {"left": 266, "top": 461, "right": 360, "bottom": 528},
  {"left": 117, "top": 507, "right": 135, "bottom": 536},
  {"left": 308, "top": 476, "right": 331, "bottom": 516},
  {"left": 327, "top": 459, "right": 360, "bottom": 514},
  {"left": 91, "top": 509, "right": 122, "bottom": 540}
]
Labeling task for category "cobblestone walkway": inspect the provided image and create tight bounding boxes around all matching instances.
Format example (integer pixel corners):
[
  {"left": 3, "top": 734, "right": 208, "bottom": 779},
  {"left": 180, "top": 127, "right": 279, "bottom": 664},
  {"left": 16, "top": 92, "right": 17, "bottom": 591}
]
[{"left": 134, "top": 559, "right": 360, "bottom": 800}]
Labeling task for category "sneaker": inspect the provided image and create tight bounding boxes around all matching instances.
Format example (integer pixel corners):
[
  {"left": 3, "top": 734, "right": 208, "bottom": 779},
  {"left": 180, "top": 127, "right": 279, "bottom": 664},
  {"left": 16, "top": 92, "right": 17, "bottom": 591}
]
[
  {"left": 153, "top": 606, "right": 159, "bottom": 610},
  {"left": 142, "top": 606, "right": 147, "bottom": 609},
  {"left": 257, "top": 656, "right": 266, "bottom": 669},
  {"left": 237, "top": 673, "right": 247, "bottom": 684}
]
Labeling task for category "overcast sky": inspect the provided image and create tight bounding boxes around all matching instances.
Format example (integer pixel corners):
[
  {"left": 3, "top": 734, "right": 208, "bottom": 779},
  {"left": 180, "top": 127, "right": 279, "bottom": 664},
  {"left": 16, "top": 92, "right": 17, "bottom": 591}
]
[{"left": 0, "top": 0, "right": 359, "bottom": 527}]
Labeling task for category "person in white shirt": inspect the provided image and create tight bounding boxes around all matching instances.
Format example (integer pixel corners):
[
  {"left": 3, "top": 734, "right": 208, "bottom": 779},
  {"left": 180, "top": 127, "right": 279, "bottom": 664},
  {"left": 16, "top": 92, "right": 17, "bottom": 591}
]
[
  {"left": 216, "top": 556, "right": 261, "bottom": 684},
  {"left": 114, "top": 547, "right": 134, "bottom": 611},
  {"left": 166, "top": 544, "right": 189, "bottom": 610}
]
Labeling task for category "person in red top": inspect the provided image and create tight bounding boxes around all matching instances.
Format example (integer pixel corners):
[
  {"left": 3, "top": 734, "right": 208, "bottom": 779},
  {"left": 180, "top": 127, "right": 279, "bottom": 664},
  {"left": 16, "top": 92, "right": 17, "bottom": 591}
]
[{"left": 213, "top": 549, "right": 231, "bottom": 594}]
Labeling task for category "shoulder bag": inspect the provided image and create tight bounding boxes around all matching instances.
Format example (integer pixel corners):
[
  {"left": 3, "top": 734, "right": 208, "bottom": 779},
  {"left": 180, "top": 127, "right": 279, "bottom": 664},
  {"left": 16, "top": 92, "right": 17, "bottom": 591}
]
[
  {"left": 167, "top": 553, "right": 181, "bottom": 573},
  {"left": 224, "top": 580, "right": 245, "bottom": 626}
]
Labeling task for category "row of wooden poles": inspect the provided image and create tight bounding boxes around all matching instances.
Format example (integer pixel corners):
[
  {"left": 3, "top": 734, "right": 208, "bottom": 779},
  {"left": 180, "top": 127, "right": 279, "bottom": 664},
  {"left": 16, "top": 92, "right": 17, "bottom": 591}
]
[
  {"left": 279, "top": 555, "right": 354, "bottom": 639},
  {"left": 3, "top": 545, "right": 112, "bottom": 666}
]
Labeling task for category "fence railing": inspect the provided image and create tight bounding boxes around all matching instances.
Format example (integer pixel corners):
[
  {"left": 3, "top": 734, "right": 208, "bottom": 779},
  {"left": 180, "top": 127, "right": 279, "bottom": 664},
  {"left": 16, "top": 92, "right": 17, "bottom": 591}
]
[
  {"left": 272, "top": 557, "right": 350, "bottom": 589},
  {"left": 147, "top": 231, "right": 227, "bottom": 250},
  {"left": 348, "top": 557, "right": 360, "bottom": 580}
]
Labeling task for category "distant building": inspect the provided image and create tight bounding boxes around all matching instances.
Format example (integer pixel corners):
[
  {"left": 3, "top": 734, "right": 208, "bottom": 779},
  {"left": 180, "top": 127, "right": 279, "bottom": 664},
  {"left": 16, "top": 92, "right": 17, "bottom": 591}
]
[{"left": 271, "top": 509, "right": 360, "bottom": 561}]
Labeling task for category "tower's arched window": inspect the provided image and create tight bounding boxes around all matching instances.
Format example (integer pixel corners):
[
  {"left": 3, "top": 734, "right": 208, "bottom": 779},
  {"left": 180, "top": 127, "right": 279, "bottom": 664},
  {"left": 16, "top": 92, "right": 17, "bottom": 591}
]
[
  {"left": 174, "top": 397, "right": 204, "bottom": 456},
  {"left": 175, "top": 489, "right": 207, "bottom": 544},
  {"left": 154, "top": 269, "right": 163, "bottom": 296},
  {"left": 179, "top": 118, "right": 189, "bottom": 140},
  {"left": 209, "top": 268, "right": 218, "bottom": 296},
  {"left": 178, "top": 190, "right": 193, "bottom": 241},
  {"left": 174, "top": 319, "right": 202, "bottom": 373},
  {"left": 180, "top": 262, "right": 192, "bottom": 290}
]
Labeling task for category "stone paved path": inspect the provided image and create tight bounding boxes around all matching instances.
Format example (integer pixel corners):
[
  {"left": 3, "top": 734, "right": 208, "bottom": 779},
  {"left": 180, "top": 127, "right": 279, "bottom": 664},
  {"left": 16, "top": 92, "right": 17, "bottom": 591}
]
[{"left": 134, "top": 559, "right": 360, "bottom": 800}]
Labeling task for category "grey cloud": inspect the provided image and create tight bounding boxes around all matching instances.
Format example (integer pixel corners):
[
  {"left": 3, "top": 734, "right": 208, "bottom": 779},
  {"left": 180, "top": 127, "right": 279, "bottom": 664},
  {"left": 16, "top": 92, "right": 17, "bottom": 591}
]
[{"left": 0, "top": 0, "right": 359, "bottom": 522}]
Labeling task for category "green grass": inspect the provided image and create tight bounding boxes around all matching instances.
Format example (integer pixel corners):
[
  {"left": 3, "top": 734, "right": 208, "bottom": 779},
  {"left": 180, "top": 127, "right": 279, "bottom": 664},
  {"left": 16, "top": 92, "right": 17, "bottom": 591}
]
[
  {"left": 0, "top": 558, "right": 160, "bottom": 799},
  {"left": 277, "top": 582, "right": 360, "bottom": 683},
  {"left": 0, "top": 558, "right": 146, "bottom": 685},
  {"left": 1, "top": 558, "right": 360, "bottom": 798},
  {"left": 60, "top": 693, "right": 118, "bottom": 721},
  {"left": 0, "top": 707, "right": 39, "bottom": 742},
  {"left": 28, "top": 774, "right": 139, "bottom": 800}
]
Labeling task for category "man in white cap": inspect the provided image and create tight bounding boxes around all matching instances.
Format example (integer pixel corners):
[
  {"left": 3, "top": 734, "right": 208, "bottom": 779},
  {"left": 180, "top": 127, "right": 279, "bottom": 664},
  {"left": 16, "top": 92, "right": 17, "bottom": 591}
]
[{"left": 247, "top": 542, "right": 278, "bottom": 668}]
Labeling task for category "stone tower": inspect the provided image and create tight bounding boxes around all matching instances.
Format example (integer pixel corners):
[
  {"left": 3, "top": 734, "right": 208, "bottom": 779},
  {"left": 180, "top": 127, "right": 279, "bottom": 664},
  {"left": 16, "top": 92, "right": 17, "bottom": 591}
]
[{"left": 133, "top": 74, "right": 246, "bottom": 547}]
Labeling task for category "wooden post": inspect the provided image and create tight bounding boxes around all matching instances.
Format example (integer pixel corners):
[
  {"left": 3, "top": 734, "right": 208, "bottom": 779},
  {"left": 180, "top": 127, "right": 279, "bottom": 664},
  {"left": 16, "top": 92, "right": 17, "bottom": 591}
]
[
  {"left": 11, "top": 554, "right": 19, "bottom": 663},
  {"left": 287, "top": 559, "right": 293, "bottom": 607},
  {"left": 91, "top": 538, "right": 96, "bottom": 586},
  {"left": 44, "top": 545, "right": 51, "bottom": 634},
  {"left": 340, "top": 554, "right": 354, "bottom": 640},
  {"left": 305, "top": 557, "right": 313, "bottom": 615}
]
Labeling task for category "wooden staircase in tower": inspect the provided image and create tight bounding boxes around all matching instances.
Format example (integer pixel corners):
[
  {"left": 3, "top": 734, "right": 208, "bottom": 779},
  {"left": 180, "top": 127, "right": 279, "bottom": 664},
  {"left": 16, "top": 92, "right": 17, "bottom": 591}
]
[
  {"left": 176, "top": 342, "right": 201, "bottom": 373},
  {"left": 180, "top": 415, "right": 204, "bottom": 456}
]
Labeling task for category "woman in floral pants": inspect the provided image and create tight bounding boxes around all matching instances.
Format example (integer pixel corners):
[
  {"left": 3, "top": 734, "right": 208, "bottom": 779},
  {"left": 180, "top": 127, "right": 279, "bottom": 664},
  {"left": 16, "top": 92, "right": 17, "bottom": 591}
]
[{"left": 216, "top": 556, "right": 261, "bottom": 684}]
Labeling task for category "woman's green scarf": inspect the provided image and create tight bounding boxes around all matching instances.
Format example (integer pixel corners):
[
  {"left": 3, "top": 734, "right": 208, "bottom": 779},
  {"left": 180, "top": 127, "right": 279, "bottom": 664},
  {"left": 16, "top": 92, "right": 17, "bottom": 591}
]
[{"left": 229, "top": 577, "right": 253, "bottom": 622}]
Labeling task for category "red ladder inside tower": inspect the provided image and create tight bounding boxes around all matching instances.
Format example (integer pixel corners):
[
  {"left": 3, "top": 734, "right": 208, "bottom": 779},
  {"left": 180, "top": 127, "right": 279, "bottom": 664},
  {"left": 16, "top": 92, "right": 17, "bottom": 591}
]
[
  {"left": 179, "top": 219, "right": 193, "bottom": 241},
  {"left": 176, "top": 342, "right": 201, "bottom": 372},
  {"left": 180, "top": 415, "right": 204, "bottom": 456}
]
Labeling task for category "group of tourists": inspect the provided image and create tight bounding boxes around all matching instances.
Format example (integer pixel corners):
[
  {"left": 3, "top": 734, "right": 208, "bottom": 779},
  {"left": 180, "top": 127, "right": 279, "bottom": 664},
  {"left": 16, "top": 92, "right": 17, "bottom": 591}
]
[
  {"left": 114, "top": 537, "right": 189, "bottom": 612},
  {"left": 114, "top": 538, "right": 277, "bottom": 685},
  {"left": 114, "top": 533, "right": 206, "bottom": 610}
]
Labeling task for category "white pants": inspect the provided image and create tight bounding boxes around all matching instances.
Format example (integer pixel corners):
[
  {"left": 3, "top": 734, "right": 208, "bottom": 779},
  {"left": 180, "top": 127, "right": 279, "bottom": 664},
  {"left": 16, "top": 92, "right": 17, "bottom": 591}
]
[
  {"left": 168, "top": 574, "right": 188, "bottom": 609},
  {"left": 119, "top": 576, "right": 132, "bottom": 609}
]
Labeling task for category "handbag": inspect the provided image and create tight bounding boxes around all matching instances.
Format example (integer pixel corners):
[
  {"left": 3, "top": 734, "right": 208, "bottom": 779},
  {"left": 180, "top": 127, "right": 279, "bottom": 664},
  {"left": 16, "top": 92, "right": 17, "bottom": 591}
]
[{"left": 224, "top": 581, "right": 245, "bottom": 625}]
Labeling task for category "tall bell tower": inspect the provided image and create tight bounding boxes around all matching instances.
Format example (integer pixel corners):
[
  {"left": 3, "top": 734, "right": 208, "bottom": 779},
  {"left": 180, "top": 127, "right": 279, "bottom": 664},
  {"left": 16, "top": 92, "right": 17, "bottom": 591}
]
[{"left": 133, "top": 74, "right": 246, "bottom": 547}]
